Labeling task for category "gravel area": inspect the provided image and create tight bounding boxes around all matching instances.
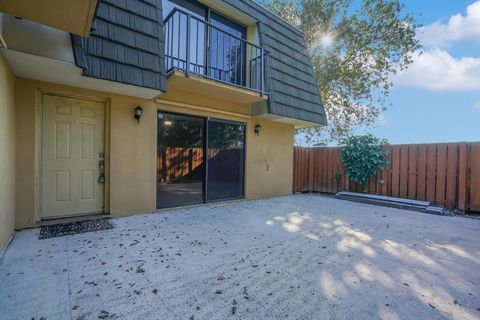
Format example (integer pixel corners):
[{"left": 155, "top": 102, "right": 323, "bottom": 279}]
[{"left": 1, "top": 194, "right": 479, "bottom": 320}]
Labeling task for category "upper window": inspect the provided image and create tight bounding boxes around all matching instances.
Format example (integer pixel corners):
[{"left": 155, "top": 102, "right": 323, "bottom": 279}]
[
  {"left": 162, "top": 0, "right": 206, "bottom": 20},
  {"left": 163, "top": 0, "right": 246, "bottom": 38}
]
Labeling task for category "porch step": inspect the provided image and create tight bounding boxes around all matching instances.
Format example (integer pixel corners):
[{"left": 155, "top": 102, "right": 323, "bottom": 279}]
[{"left": 335, "top": 191, "right": 444, "bottom": 214}]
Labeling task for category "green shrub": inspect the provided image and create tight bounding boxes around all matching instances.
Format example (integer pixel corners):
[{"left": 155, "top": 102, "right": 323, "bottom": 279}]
[{"left": 340, "top": 134, "right": 389, "bottom": 188}]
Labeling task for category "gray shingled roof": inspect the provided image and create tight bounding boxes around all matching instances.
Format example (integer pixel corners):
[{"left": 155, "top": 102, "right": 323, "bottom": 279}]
[
  {"left": 224, "top": 0, "right": 326, "bottom": 125},
  {"left": 72, "top": 0, "right": 166, "bottom": 91},
  {"left": 71, "top": 0, "right": 326, "bottom": 125}
]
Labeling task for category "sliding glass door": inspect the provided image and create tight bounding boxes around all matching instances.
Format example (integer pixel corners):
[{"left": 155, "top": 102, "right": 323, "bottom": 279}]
[
  {"left": 157, "top": 111, "right": 245, "bottom": 209},
  {"left": 157, "top": 112, "right": 205, "bottom": 208},
  {"left": 206, "top": 119, "right": 245, "bottom": 201}
]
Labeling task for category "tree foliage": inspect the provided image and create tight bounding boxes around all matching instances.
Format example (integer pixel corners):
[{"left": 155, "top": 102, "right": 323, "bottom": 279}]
[
  {"left": 340, "top": 134, "right": 389, "bottom": 186},
  {"left": 261, "top": 0, "right": 421, "bottom": 145}
]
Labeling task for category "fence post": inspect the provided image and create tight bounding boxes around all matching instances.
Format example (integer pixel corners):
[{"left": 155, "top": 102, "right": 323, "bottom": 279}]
[{"left": 458, "top": 143, "right": 468, "bottom": 214}]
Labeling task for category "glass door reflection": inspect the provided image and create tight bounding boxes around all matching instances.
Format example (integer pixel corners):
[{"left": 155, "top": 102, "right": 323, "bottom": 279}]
[
  {"left": 206, "top": 119, "right": 245, "bottom": 201},
  {"left": 157, "top": 112, "right": 246, "bottom": 208},
  {"left": 157, "top": 112, "right": 205, "bottom": 208}
]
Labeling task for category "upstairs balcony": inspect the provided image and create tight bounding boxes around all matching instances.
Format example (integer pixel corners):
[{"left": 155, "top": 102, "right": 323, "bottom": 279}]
[{"left": 164, "top": 8, "right": 269, "bottom": 97}]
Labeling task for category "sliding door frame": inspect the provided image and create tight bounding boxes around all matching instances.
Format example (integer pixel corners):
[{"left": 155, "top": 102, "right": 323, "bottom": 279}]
[{"left": 157, "top": 110, "right": 246, "bottom": 208}]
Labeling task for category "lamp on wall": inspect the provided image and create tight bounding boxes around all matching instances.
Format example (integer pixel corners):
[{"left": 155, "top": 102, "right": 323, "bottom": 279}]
[
  {"left": 134, "top": 106, "right": 143, "bottom": 123},
  {"left": 254, "top": 124, "right": 262, "bottom": 136}
]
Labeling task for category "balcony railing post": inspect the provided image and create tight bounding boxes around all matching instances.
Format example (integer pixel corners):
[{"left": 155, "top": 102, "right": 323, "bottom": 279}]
[
  {"left": 186, "top": 13, "right": 191, "bottom": 76},
  {"left": 260, "top": 48, "right": 265, "bottom": 96}
]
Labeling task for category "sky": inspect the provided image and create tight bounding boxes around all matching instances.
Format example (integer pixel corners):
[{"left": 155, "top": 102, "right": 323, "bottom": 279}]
[{"left": 352, "top": 0, "right": 480, "bottom": 145}]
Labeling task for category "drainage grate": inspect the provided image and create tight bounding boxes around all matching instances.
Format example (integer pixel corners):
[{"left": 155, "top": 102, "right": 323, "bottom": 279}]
[{"left": 39, "top": 219, "right": 114, "bottom": 239}]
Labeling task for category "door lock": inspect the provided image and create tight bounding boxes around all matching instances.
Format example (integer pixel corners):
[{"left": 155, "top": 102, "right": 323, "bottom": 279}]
[{"left": 98, "top": 159, "right": 105, "bottom": 183}]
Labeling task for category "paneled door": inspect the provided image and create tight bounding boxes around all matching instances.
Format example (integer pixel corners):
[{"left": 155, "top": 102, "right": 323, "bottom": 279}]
[{"left": 41, "top": 94, "right": 105, "bottom": 219}]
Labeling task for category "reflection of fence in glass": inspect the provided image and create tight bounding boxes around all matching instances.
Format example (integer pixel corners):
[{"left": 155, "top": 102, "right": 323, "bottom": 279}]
[
  {"left": 157, "top": 147, "right": 242, "bottom": 183},
  {"left": 157, "top": 147, "right": 204, "bottom": 183},
  {"left": 164, "top": 8, "right": 267, "bottom": 93}
]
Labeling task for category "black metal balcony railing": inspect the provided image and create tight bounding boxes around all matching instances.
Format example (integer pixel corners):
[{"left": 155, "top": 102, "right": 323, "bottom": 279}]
[{"left": 164, "top": 8, "right": 268, "bottom": 95}]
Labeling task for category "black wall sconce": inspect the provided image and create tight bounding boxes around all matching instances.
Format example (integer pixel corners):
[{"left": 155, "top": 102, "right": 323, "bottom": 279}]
[
  {"left": 254, "top": 124, "right": 262, "bottom": 136},
  {"left": 134, "top": 105, "right": 143, "bottom": 123}
]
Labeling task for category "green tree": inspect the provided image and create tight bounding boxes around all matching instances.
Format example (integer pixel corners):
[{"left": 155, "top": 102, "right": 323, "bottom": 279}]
[
  {"left": 340, "top": 134, "right": 389, "bottom": 189},
  {"left": 261, "top": 0, "right": 421, "bottom": 145}
]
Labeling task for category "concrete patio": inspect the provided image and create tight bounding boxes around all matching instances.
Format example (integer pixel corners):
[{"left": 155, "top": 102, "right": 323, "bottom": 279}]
[{"left": 1, "top": 195, "right": 479, "bottom": 320}]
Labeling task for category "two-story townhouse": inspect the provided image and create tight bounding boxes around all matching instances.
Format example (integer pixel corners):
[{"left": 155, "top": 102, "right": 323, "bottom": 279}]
[{"left": 0, "top": 0, "right": 326, "bottom": 251}]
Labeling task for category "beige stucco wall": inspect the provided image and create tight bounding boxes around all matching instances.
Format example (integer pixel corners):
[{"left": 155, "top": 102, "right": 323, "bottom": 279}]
[
  {"left": 14, "top": 78, "right": 294, "bottom": 228},
  {"left": 156, "top": 100, "right": 295, "bottom": 201},
  {"left": 0, "top": 51, "right": 16, "bottom": 251}
]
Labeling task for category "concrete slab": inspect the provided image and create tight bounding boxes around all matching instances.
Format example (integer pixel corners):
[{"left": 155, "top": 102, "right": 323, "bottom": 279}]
[{"left": 1, "top": 195, "right": 479, "bottom": 320}]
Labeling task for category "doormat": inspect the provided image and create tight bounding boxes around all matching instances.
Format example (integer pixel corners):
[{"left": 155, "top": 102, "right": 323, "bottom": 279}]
[{"left": 39, "top": 219, "right": 114, "bottom": 239}]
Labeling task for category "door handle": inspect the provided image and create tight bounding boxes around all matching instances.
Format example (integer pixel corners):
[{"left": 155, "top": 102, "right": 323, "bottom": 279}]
[{"left": 98, "top": 159, "right": 105, "bottom": 183}]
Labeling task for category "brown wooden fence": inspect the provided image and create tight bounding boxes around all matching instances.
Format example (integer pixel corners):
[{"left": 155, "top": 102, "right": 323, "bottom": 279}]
[{"left": 293, "top": 142, "right": 480, "bottom": 213}]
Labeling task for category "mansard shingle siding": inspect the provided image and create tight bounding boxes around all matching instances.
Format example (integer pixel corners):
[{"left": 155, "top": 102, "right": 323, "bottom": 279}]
[
  {"left": 72, "top": 0, "right": 166, "bottom": 91},
  {"left": 72, "top": 0, "right": 326, "bottom": 124},
  {"left": 224, "top": 0, "right": 326, "bottom": 124}
]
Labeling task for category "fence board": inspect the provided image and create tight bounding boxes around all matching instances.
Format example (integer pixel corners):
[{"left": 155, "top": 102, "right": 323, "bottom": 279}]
[
  {"left": 458, "top": 143, "right": 468, "bottom": 211},
  {"left": 293, "top": 142, "right": 479, "bottom": 213},
  {"left": 417, "top": 145, "right": 427, "bottom": 201},
  {"left": 391, "top": 147, "right": 400, "bottom": 197},
  {"left": 407, "top": 145, "right": 418, "bottom": 199},
  {"left": 382, "top": 145, "right": 392, "bottom": 196},
  {"left": 445, "top": 144, "right": 458, "bottom": 208},
  {"left": 435, "top": 144, "right": 447, "bottom": 206},
  {"left": 399, "top": 146, "right": 409, "bottom": 198},
  {"left": 426, "top": 145, "right": 437, "bottom": 203},
  {"left": 469, "top": 143, "right": 480, "bottom": 212}
]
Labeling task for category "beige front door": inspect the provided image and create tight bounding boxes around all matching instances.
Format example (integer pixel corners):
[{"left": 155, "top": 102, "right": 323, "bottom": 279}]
[{"left": 41, "top": 94, "right": 105, "bottom": 219}]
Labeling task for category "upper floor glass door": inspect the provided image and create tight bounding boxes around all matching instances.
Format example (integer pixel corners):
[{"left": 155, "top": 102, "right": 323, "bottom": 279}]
[
  {"left": 208, "top": 12, "right": 247, "bottom": 87},
  {"left": 163, "top": 0, "right": 261, "bottom": 91}
]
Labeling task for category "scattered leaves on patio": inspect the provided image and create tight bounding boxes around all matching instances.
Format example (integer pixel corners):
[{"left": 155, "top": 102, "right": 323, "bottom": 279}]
[{"left": 130, "top": 240, "right": 140, "bottom": 247}]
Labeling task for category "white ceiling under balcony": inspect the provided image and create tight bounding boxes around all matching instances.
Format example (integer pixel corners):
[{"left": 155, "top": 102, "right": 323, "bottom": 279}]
[{"left": 0, "top": 0, "right": 97, "bottom": 36}]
